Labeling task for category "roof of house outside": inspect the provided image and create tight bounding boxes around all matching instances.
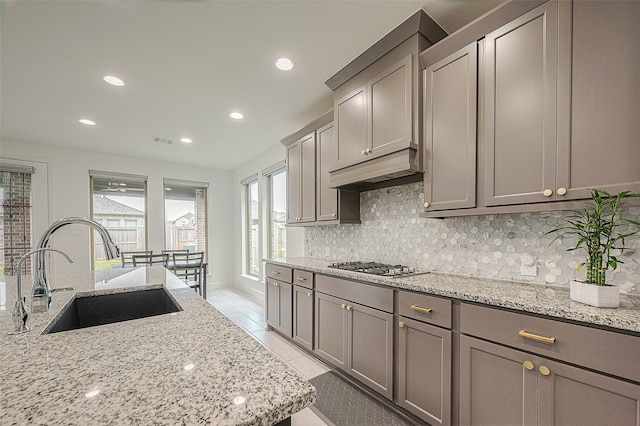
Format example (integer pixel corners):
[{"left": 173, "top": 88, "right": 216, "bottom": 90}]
[{"left": 93, "top": 195, "right": 144, "bottom": 216}]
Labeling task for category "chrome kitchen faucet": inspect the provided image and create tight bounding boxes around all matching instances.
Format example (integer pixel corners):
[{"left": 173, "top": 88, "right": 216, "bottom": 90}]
[{"left": 31, "top": 217, "right": 120, "bottom": 312}]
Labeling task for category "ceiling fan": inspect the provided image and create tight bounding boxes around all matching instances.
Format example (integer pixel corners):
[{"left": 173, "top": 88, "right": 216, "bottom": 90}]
[{"left": 101, "top": 181, "right": 145, "bottom": 192}]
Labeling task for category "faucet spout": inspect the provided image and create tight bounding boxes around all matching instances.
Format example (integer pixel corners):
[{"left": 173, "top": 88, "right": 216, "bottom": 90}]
[
  {"left": 31, "top": 217, "right": 120, "bottom": 308},
  {"left": 9, "top": 248, "right": 73, "bottom": 335}
]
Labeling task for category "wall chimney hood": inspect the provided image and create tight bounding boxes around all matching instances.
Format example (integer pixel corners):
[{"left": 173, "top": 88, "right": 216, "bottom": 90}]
[{"left": 325, "top": 9, "right": 447, "bottom": 190}]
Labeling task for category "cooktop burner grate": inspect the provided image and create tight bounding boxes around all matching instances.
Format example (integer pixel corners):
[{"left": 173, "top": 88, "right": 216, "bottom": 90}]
[{"left": 328, "top": 261, "right": 428, "bottom": 277}]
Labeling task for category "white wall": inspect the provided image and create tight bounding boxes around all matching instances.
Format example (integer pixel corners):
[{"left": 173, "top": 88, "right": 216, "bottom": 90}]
[
  {"left": 231, "top": 142, "right": 304, "bottom": 300},
  {"left": 1, "top": 138, "right": 233, "bottom": 287}
]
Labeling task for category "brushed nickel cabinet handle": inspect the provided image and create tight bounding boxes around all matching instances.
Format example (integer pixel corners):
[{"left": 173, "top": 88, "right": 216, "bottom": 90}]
[
  {"left": 272, "top": 271, "right": 280, "bottom": 275},
  {"left": 399, "top": 321, "right": 406, "bottom": 328},
  {"left": 543, "top": 189, "right": 553, "bottom": 197},
  {"left": 539, "top": 366, "right": 551, "bottom": 376},
  {"left": 361, "top": 149, "right": 366, "bottom": 155},
  {"left": 307, "top": 292, "right": 312, "bottom": 297},
  {"left": 519, "top": 330, "right": 556, "bottom": 345},
  {"left": 423, "top": 202, "right": 430, "bottom": 208},
  {"left": 341, "top": 304, "right": 346, "bottom": 309},
  {"left": 523, "top": 360, "right": 534, "bottom": 370},
  {"left": 346, "top": 305, "right": 352, "bottom": 311},
  {"left": 410, "top": 305, "right": 432, "bottom": 314},
  {"left": 557, "top": 187, "right": 567, "bottom": 196},
  {"left": 296, "top": 276, "right": 306, "bottom": 281}
]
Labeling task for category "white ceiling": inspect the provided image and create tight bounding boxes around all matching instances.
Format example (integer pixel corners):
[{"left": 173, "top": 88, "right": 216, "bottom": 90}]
[{"left": 1, "top": 0, "right": 501, "bottom": 171}]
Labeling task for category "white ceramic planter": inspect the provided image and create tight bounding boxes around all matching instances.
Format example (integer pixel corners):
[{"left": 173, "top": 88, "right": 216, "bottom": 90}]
[{"left": 570, "top": 279, "right": 620, "bottom": 308}]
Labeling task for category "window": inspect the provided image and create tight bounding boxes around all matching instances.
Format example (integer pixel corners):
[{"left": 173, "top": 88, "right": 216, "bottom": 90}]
[
  {"left": 90, "top": 171, "right": 147, "bottom": 269},
  {"left": 0, "top": 165, "right": 34, "bottom": 278},
  {"left": 263, "top": 162, "right": 286, "bottom": 259},
  {"left": 242, "top": 175, "right": 259, "bottom": 277},
  {"left": 164, "top": 179, "right": 208, "bottom": 259}
]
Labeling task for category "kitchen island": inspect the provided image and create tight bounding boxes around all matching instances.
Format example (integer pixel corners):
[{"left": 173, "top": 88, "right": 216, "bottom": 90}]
[{"left": 1, "top": 266, "right": 315, "bottom": 425}]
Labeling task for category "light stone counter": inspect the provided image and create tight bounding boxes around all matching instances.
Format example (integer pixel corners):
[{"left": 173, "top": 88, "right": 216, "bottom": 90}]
[
  {"left": 1, "top": 266, "right": 315, "bottom": 425},
  {"left": 267, "top": 257, "right": 640, "bottom": 334}
]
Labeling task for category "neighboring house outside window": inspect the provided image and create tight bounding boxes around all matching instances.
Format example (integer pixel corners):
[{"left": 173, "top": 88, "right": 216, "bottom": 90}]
[{"left": 163, "top": 179, "right": 208, "bottom": 258}]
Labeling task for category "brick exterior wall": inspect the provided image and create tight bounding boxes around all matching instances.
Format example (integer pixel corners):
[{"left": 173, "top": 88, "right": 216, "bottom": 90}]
[
  {"left": 1, "top": 172, "right": 32, "bottom": 275},
  {"left": 195, "top": 188, "right": 207, "bottom": 257}
]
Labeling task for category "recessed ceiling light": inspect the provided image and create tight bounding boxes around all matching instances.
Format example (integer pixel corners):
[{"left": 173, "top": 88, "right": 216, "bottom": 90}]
[
  {"left": 79, "top": 118, "right": 96, "bottom": 126},
  {"left": 229, "top": 112, "right": 244, "bottom": 120},
  {"left": 103, "top": 75, "right": 125, "bottom": 86},
  {"left": 275, "top": 58, "right": 294, "bottom": 71},
  {"left": 180, "top": 137, "right": 193, "bottom": 143}
]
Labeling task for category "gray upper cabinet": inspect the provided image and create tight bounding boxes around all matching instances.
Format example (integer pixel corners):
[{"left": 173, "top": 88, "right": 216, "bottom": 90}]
[
  {"left": 282, "top": 111, "right": 360, "bottom": 226},
  {"left": 483, "top": 1, "right": 558, "bottom": 206},
  {"left": 423, "top": 42, "right": 477, "bottom": 211},
  {"left": 556, "top": 0, "right": 640, "bottom": 199},
  {"left": 316, "top": 122, "right": 338, "bottom": 221},
  {"left": 333, "top": 55, "right": 413, "bottom": 171},
  {"left": 286, "top": 132, "right": 315, "bottom": 224}
]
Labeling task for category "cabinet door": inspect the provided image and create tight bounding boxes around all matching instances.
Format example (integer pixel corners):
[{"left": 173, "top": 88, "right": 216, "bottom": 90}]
[
  {"left": 556, "top": 1, "right": 640, "bottom": 199},
  {"left": 277, "top": 281, "right": 293, "bottom": 337},
  {"left": 316, "top": 122, "right": 338, "bottom": 221},
  {"left": 299, "top": 133, "right": 316, "bottom": 223},
  {"left": 314, "top": 292, "right": 348, "bottom": 370},
  {"left": 537, "top": 357, "right": 640, "bottom": 426},
  {"left": 459, "top": 335, "right": 537, "bottom": 426},
  {"left": 483, "top": 2, "right": 558, "bottom": 206},
  {"left": 368, "top": 55, "right": 413, "bottom": 158},
  {"left": 265, "top": 280, "right": 280, "bottom": 330},
  {"left": 347, "top": 302, "right": 394, "bottom": 399},
  {"left": 334, "top": 85, "right": 367, "bottom": 170},
  {"left": 424, "top": 43, "right": 477, "bottom": 211},
  {"left": 397, "top": 317, "right": 451, "bottom": 425},
  {"left": 286, "top": 142, "right": 301, "bottom": 223},
  {"left": 293, "top": 285, "right": 313, "bottom": 350}
]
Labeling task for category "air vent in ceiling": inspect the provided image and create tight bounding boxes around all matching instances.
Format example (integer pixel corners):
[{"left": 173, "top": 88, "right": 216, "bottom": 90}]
[{"left": 153, "top": 136, "right": 174, "bottom": 145}]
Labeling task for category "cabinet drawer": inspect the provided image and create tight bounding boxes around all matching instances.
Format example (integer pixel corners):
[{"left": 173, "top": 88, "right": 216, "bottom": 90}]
[
  {"left": 293, "top": 269, "right": 313, "bottom": 289},
  {"left": 397, "top": 291, "right": 452, "bottom": 329},
  {"left": 316, "top": 274, "right": 394, "bottom": 313},
  {"left": 265, "top": 264, "right": 293, "bottom": 283},
  {"left": 461, "top": 303, "right": 640, "bottom": 383}
]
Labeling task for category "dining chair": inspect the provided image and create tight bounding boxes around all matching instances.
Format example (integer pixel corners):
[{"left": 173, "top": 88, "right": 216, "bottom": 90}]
[
  {"left": 132, "top": 253, "right": 169, "bottom": 267},
  {"left": 120, "top": 250, "right": 152, "bottom": 267},
  {"left": 171, "top": 251, "right": 205, "bottom": 295}
]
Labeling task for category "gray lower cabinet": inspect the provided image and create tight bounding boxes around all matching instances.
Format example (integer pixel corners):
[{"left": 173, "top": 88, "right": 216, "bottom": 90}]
[
  {"left": 292, "top": 285, "right": 313, "bottom": 351},
  {"left": 265, "top": 279, "right": 292, "bottom": 337},
  {"left": 460, "top": 334, "right": 640, "bottom": 425},
  {"left": 397, "top": 316, "right": 451, "bottom": 425},
  {"left": 314, "top": 289, "right": 394, "bottom": 399}
]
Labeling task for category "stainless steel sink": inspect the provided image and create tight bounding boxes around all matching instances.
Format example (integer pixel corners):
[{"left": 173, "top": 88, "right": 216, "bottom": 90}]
[{"left": 43, "top": 286, "right": 182, "bottom": 334}]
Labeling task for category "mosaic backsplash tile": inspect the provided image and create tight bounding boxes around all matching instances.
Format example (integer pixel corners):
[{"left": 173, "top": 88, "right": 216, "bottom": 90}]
[{"left": 305, "top": 182, "right": 640, "bottom": 294}]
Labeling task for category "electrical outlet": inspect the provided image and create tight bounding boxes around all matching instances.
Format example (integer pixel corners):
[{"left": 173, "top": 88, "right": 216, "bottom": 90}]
[{"left": 520, "top": 254, "right": 537, "bottom": 277}]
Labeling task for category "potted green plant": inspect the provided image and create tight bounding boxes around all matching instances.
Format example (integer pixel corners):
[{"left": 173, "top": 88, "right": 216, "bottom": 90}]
[{"left": 547, "top": 189, "right": 640, "bottom": 308}]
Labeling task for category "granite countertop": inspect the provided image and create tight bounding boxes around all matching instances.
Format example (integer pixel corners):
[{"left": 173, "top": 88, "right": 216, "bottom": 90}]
[
  {"left": 267, "top": 257, "right": 640, "bottom": 335},
  {"left": 1, "top": 266, "right": 315, "bottom": 425}
]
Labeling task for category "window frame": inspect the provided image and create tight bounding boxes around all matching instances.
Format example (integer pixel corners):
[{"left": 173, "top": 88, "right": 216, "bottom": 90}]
[
  {"left": 262, "top": 161, "right": 286, "bottom": 260},
  {"left": 241, "top": 174, "right": 260, "bottom": 278}
]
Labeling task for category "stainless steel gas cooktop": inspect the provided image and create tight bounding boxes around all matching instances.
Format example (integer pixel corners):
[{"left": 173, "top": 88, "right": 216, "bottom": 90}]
[{"left": 327, "top": 261, "right": 428, "bottom": 278}]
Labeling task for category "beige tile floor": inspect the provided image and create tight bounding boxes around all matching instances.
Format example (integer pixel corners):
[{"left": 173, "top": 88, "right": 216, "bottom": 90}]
[{"left": 206, "top": 287, "right": 330, "bottom": 426}]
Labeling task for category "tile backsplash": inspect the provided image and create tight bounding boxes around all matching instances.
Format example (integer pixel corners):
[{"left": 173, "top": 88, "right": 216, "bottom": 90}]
[{"left": 305, "top": 182, "right": 640, "bottom": 294}]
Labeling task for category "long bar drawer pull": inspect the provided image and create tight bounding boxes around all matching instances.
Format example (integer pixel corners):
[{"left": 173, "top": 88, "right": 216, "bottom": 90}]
[
  {"left": 519, "top": 330, "right": 556, "bottom": 345},
  {"left": 410, "top": 305, "right": 432, "bottom": 314},
  {"left": 296, "top": 276, "right": 306, "bottom": 281}
]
